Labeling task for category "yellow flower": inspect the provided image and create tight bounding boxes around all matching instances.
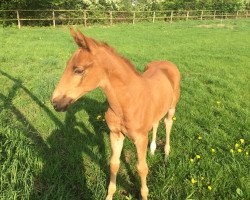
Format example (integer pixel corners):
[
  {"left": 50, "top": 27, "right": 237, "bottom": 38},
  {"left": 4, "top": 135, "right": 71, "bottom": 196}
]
[
  {"left": 211, "top": 148, "right": 216, "bottom": 153},
  {"left": 237, "top": 149, "right": 242, "bottom": 153},
  {"left": 201, "top": 177, "right": 205, "bottom": 180},
  {"left": 172, "top": 116, "right": 176, "bottom": 121},
  {"left": 235, "top": 143, "right": 239, "bottom": 148},
  {"left": 191, "top": 178, "right": 197, "bottom": 184},
  {"left": 230, "top": 149, "right": 234, "bottom": 153},
  {"left": 246, "top": 152, "right": 249, "bottom": 156},
  {"left": 240, "top": 139, "right": 244, "bottom": 144},
  {"left": 96, "top": 115, "right": 102, "bottom": 120},
  {"left": 196, "top": 155, "right": 201, "bottom": 159},
  {"left": 216, "top": 101, "right": 221, "bottom": 104},
  {"left": 198, "top": 136, "right": 202, "bottom": 140},
  {"left": 102, "top": 118, "right": 105, "bottom": 121},
  {"left": 190, "top": 158, "right": 194, "bottom": 162},
  {"left": 208, "top": 185, "right": 212, "bottom": 190}
]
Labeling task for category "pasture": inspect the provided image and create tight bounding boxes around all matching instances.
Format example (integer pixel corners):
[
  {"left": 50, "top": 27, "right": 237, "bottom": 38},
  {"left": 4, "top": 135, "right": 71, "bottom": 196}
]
[{"left": 0, "top": 19, "right": 250, "bottom": 200}]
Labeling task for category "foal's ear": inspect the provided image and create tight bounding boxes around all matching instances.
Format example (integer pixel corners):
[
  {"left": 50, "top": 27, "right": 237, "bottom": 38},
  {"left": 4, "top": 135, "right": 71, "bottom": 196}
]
[
  {"left": 70, "top": 27, "right": 87, "bottom": 48},
  {"left": 70, "top": 27, "right": 97, "bottom": 53},
  {"left": 76, "top": 30, "right": 98, "bottom": 53}
]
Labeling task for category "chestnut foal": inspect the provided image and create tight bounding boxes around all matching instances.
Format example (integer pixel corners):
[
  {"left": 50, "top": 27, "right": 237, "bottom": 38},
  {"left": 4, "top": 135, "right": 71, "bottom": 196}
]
[{"left": 51, "top": 28, "right": 181, "bottom": 200}]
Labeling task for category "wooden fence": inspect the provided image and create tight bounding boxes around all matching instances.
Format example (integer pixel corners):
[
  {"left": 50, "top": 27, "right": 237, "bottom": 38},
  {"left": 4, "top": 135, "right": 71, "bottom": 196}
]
[{"left": 0, "top": 9, "right": 249, "bottom": 28}]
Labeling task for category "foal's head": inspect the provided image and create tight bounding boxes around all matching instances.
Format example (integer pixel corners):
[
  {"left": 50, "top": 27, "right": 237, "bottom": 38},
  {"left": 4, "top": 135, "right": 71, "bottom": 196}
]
[{"left": 51, "top": 28, "right": 105, "bottom": 112}]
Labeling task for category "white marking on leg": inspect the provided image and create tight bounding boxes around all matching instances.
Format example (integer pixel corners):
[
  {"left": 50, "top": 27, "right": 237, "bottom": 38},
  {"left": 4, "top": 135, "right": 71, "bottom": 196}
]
[
  {"left": 150, "top": 122, "right": 159, "bottom": 155},
  {"left": 164, "top": 108, "right": 175, "bottom": 158},
  {"left": 150, "top": 141, "right": 156, "bottom": 155}
]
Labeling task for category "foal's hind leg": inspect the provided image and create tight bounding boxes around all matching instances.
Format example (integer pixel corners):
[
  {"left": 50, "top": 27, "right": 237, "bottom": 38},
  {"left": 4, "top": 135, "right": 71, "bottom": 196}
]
[
  {"left": 164, "top": 108, "right": 175, "bottom": 157},
  {"left": 150, "top": 122, "right": 159, "bottom": 155},
  {"left": 106, "top": 132, "right": 124, "bottom": 200}
]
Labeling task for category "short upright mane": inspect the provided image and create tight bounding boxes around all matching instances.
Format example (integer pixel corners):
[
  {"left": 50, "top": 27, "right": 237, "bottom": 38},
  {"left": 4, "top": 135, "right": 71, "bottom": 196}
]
[{"left": 92, "top": 38, "right": 139, "bottom": 75}]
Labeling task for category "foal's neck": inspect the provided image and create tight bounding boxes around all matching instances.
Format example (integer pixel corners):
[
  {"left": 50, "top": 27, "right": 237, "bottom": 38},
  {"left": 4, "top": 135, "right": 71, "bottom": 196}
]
[{"left": 100, "top": 49, "right": 143, "bottom": 116}]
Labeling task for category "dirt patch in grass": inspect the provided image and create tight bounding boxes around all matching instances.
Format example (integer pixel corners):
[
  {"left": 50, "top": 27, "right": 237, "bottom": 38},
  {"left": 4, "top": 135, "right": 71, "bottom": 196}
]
[{"left": 196, "top": 23, "right": 234, "bottom": 29}]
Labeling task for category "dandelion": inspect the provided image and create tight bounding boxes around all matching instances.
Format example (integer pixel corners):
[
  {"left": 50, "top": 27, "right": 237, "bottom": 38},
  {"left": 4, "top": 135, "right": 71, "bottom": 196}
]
[
  {"left": 211, "top": 148, "right": 216, "bottom": 153},
  {"left": 230, "top": 149, "right": 234, "bottom": 153},
  {"left": 235, "top": 143, "right": 239, "bottom": 148},
  {"left": 240, "top": 139, "right": 244, "bottom": 144},
  {"left": 246, "top": 152, "right": 249, "bottom": 156},
  {"left": 96, "top": 115, "right": 102, "bottom": 120},
  {"left": 190, "top": 158, "right": 194, "bottom": 162},
  {"left": 196, "top": 155, "right": 201, "bottom": 159},
  {"left": 208, "top": 185, "right": 212, "bottom": 191},
  {"left": 172, "top": 116, "right": 176, "bottom": 121},
  {"left": 191, "top": 178, "right": 197, "bottom": 184},
  {"left": 198, "top": 136, "right": 202, "bottom": 140},
  {"left": 237, "top": 149, "right": 242, "bottom": 153}
]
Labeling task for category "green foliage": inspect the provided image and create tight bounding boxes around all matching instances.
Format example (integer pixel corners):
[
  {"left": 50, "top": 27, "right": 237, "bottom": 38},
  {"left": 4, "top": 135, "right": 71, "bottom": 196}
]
[
  {"left": 1, "top": 0, "right": 249, "bottom": 27},
  {"left": 162, "top": 0, "right": 249, "bottom": 11},
  {"left": 0, "top": 19, "right": 250, "bottom": 199},
  {"left": 0, "top": 0, "right": 249, "bottom": 11}
]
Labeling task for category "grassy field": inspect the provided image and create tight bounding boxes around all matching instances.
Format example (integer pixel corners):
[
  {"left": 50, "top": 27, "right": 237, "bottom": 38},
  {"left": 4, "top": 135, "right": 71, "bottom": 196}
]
[{"left": 0, "top": 19, "right": 250, "bottom": 200}]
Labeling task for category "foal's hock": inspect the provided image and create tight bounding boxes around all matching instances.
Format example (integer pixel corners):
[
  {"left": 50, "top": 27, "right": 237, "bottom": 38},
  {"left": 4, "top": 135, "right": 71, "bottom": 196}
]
[{"left": 51, "top": 28, "right": 181, "bottom": 200}]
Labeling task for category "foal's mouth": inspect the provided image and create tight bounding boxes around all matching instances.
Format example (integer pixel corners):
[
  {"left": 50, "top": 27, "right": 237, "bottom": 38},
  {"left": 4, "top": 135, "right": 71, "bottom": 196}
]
[
  {"left": 53, "top": 104, "right": 69, "bottom": 112},
  {"left": 51, "top": 96, "right": 74, "bottom": 112}
]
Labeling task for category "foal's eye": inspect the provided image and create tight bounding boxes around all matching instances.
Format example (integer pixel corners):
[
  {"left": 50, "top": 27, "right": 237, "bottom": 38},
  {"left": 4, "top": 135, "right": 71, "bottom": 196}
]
[{"left": 74, "top": 67, "right": 85, "bottom": 75}]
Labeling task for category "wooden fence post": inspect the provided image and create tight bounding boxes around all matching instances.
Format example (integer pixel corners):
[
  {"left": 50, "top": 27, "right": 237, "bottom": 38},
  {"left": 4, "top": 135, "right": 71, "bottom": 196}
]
[
  {"left": 246, "top": 10, "right": 248, "bottom": 18},
  {"left": 132, "top": 12, "right": 135, "bottom": 24},
  {"left": 213, "top": 10, "right": 216, "bottom": 20},
  {"left": 186, "top": 11, "right": 189, "bottom": 20},
  {"left": 109, "top": 11, "right": 113, "bottom": 25},
  {"left": 236, "top": 11, "right": 239, "bottom": 19},
  {"left": 16, "top": 10, "right": 21, "bottom": 29},
  {"left": 52, "top": 10, "right": 56, "bottom": 28},
  {"left": 83, "top": 10, "right": 87, "bottom": 27},
  {"left": 153, "top": 11, "right": 155, "bottom": 23},
  {"left": 200, "top": 10, "right": 203, "bottom": 20},
  {"left": 170, "top": 11, "right": 173, "bottom": 23}
]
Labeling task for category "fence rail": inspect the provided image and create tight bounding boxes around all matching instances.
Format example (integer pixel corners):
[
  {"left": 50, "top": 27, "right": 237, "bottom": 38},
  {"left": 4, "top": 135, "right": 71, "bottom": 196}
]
[{"left": 0, "top": 9, "right": 249, "bottom": 28}]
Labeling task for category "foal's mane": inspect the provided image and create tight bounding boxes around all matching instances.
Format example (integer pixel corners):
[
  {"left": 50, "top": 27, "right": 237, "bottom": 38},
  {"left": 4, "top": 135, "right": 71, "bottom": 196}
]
[{"left": 91, "top": 38, "right": 139, "bottom": 75}]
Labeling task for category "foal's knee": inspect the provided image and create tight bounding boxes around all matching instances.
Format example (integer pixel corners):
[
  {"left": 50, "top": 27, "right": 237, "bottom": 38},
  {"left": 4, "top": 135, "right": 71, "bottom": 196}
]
[
  {"left": 110, "top": 160, "right": 120, "bottom": 174},
  {"left": 164, "top": 118, "right": 173, "bottom": 126},
  {"left": 137, "top": 162, "right": 148, "bottom": 177},
  {"left": 168, "top": 108, "right": 175, "bottom": 118}
]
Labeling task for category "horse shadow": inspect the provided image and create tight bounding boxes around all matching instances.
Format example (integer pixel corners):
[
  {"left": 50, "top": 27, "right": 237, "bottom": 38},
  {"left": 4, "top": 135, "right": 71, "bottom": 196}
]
[
  {"left": 33, "top": 97, "right": 111, "bottom": 200},
  {"left": 0, "top": 69, "right": 139, "bottom": 200}
]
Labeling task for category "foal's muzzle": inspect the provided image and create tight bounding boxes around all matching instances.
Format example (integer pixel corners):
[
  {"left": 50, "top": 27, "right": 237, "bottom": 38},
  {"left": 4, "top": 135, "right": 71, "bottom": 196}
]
[{"left": 51, "top": 96, "right": 73, "bottom": 112}]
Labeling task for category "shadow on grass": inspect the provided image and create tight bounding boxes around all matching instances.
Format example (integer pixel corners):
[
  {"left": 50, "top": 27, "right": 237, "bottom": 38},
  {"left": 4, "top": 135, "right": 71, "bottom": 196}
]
[
  {"left": 0, "top": 69, "right": 138, "bottom": 199},
  {"left": 33, "top": 96, "right": 112, "bottom": 199}
]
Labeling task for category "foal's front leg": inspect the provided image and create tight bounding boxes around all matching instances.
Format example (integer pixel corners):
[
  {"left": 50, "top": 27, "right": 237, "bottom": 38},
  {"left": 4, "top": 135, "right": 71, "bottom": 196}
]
[
  {"left": 106, "top": 132, "right": 124, "bottom": 200},
  {"left": 135, "top": 135, "right": 149, "bottom": 200}
]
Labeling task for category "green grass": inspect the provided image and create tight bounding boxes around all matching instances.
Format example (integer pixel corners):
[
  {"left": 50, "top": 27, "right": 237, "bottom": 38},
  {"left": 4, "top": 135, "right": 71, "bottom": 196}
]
[{"left": 0, "top": 19, "right": 250, "bottom": 200}]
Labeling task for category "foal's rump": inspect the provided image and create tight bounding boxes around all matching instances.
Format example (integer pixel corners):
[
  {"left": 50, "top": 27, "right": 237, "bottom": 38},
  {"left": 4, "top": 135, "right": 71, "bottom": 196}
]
[{"left": 143, "top": 61, "right": 181, "bottom": 108}]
